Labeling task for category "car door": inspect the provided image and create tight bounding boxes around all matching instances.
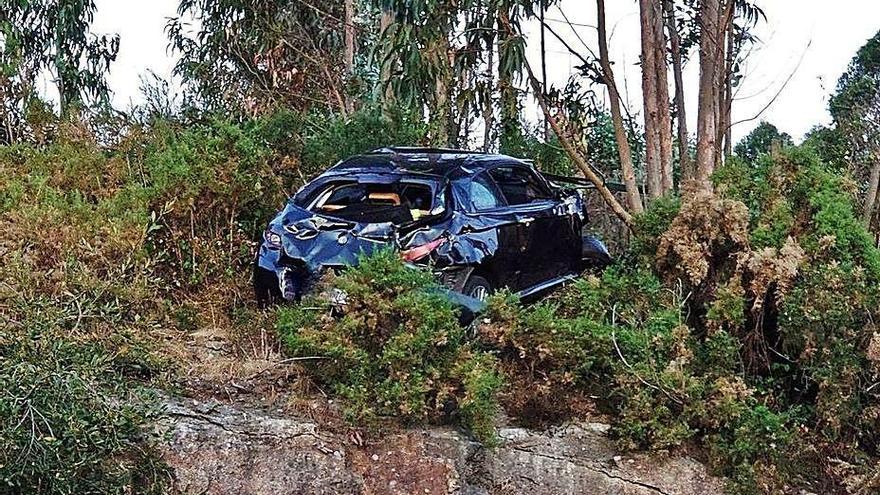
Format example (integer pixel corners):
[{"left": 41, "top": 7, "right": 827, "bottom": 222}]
[
  {"left": 461, "top": 172, "right": 529, "bottom": 290},
  {"left": 487, "top": 165, "right": 580, "bottom": 289}
]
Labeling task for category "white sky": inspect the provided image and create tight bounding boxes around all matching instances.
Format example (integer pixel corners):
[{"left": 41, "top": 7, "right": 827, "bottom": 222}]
[{"left": 82, "top": 0, "right": 880, "bottom": 143}]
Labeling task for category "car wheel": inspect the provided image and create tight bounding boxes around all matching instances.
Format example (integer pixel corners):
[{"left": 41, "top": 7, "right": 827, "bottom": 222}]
[
  {"left": 581, "top": 235, "right": 613, "bottom": 271},
  {"left": 462, "top": 275, "right": 493, "bottom": 302},
  {"left": 253, "top": 267, "right": 282, "bottom": 307}
]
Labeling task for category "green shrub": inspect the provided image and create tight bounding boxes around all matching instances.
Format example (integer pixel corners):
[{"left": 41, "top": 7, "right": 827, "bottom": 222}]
[
  {"left": 276, "top": 250, "right": 501, "bottom": 442},
  {"left": 630, "top": 195, "right": 681, "bottom": 263},
  {"left": 480, "top": 257, "right": 801, "bottom": 493},
  {"left": 0, "top": 329, "right": 169, "bottom": 494},
  {"left": 301, "top": 105, "right": 429, "bottom": 176}
]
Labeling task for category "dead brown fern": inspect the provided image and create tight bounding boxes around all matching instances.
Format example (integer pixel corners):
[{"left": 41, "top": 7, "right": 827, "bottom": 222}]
[{"left": 656, "top": 186, "right": 750, "bottom": 286}]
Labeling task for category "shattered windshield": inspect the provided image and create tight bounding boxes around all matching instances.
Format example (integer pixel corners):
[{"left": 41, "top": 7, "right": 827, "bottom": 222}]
[{"left": 308, "top": 180, "right": 438, "bottom": 224}]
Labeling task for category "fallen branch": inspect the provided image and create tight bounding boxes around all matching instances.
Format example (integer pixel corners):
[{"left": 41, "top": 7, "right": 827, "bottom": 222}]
[{"left": 498, "top": 13, "right": 634, "bottom": 228}]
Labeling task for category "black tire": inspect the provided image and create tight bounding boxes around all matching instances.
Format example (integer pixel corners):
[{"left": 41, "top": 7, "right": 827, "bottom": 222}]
[
  {"left": 253, "top": 266, "right": 282, "bottom": 307},
  {"left": 462, "top": 274, "right": 493, "bottom": 302}
]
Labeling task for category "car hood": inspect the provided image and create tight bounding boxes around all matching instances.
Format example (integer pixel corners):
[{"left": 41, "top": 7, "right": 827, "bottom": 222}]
[{"left": 271, "top": 202, "right": 398, "bottom": 271}]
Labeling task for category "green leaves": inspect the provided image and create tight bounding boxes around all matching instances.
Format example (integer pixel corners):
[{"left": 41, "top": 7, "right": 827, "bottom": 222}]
[
  {"left": 0, "top": 329, "right": 168, "bottom": 494},
  {"left": 168, "top": 0, "right": 350, "bottom": 115},
  {"left": 2, "top": 0, "right": 119, "bottom": 113},
  {"left": 276, "top": 249, "right": 501, "bottom": 442}
]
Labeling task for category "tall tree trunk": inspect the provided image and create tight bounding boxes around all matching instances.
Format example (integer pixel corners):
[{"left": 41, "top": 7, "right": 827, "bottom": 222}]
[
  {"left": 430, "top": 34, "right": 453, "bottom": 146},
  {"left": 639, "top": 0, "right": 663, "bottom": 198},
  {"left": 597, "top": 0, "right": 644, "bottom": 214},
  {"left": 722, "top": 10, "right": 735, "bottom": 158},
  {"left": 651, "top": 0, "right": 674, "bottom": 193},
  {"left": 343, "top": 0, "right": 355, "bottom": 114},
  {"left": 695, "top": 0, "right": 725, "bottom": 187},
  {"left": 665, "top": 0, "right": 691, "bottom": 181},
  {"left": 497, "top": 13, "right": 520, "bottom": 152},
  {"left": 482, "top": 12, "right": 496, "bottom": 152},
  {"left": 540, "top": 0, "right": 549, "bottom": 141},
  {"left": 864, "top": 154, "right": 880, "bottom": 227},
  {"left": 379, "top": 8, "right": 395, "bottom": 111}
]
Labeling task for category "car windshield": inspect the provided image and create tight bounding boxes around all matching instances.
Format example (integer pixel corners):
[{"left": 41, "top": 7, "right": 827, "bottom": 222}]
[{"left": 308, "top": 180, "right": 437, "bottom": 224}]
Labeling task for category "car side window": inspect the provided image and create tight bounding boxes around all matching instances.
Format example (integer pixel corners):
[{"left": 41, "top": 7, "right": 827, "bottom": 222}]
[
  {"left": 488, "top": 166, "right": 553, "bottom": 205},
  {"left": 468, "top": 174, "right": 506, "bottom": 211}
]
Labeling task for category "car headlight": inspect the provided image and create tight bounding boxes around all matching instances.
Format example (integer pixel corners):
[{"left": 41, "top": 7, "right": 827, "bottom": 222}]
[{"left": 264, "top": 230, "right": 282, "bottom": 249}]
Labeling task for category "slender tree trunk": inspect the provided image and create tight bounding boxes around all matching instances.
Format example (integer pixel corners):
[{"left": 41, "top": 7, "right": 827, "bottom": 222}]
[
  {"left": 652, "top": 0, "right": 674, "bottom": 193},
  {"left": 343, "top": 0, "right": 355, "bottom": 114},
  {"left": 695, "top": 0, "right": 724, "bottom": 187},
  {"left": 497, "top": 12, "right": 520, "bottom": 151},
  {"left": 598, "top": 0, "right": 643, "bottom": 213},
  {"left": 483, "top": 15, "right": 496, "bottom": 152},
  {"left": 864, "top": 154, "right": 880, "bottom": 227},
  {"left": 379, "top": 9, "right": 395, "bottom": 110},
  {"left": 639, "top": 0, "right": 662, "bottom": 198},
  {"left": 0, "top": 80, "right": 12, "bottom": 144},
  {"left": 664, "top": 0, "right": 691, "bottom": 180},
  {"left": 447, "top": 46, "right": 461, "bottom": 147},
  {"left": 540, "top": 0, "right": 549, "bottom": 140},
  {"left": 722, "top": 11, "right": 735, "bottom": 158},
  {"left": 431, "top": 34, "right": 453, "bottom": 146}
]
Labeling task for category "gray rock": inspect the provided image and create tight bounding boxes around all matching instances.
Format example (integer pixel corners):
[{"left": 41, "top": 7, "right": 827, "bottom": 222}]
[{"left": 158, "top": 398, "right": 725, "bottom": 495}]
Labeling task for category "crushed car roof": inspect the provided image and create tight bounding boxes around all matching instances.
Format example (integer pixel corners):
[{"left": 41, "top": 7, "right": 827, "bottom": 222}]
[{"left": 325, "top": 147, "right": 529, "bottom": 179}]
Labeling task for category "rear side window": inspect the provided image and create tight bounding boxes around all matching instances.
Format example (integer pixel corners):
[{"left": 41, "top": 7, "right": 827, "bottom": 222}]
[
  {"left": 468, "top": 174, "right": 506, "bottom": 211},
  {"left": 488, "top": 166, "right": 553, "bottom": 205}
]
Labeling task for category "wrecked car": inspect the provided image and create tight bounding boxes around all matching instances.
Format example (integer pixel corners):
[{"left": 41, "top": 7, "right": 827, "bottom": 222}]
[{"left": 254, "top": 147, "right": 612, "bottom": 305}]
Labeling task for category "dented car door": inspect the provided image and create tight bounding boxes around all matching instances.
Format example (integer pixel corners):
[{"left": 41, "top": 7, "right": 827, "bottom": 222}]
[{"left": 486, "top": 165, "right": 579, "bottom": 288}]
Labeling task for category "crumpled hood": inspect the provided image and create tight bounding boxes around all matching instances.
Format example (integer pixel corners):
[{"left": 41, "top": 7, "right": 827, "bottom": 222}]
[{"left": 270, "top": 202, "right": 396, "bottom": 271}]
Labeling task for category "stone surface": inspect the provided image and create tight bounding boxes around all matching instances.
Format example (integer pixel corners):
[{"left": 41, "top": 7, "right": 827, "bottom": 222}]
[{"left": 158, "top": 398, "right": 725, "bottom": 495}]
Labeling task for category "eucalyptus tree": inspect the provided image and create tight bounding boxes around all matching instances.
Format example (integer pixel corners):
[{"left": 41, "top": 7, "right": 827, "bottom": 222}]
[
  {"left": 598, "top": 0, "right": 643, "bottom": 212},
  {"left": 0, "top": 0, "right": 118, "bottom": 141},
  {"left": 664, "top": 0, "right": 693, "bottom": 179},
  {"left": 639, "top": 0, "right": 673, "bottom": 197},
  {"left": 372, "top": 0, "right": 540, "bottom": 147},
  {"left": 372, "top": 0, "right": 467, "bottom": 145},
  {"left": 830, "top": 30, "right": 880, "bottom": 228},
  {"left": 733, "top": 121, "right": 791, "bottom": 164},
  {"left": 693, "top": 0, "right": 763, "bottom": 187},
  {"left": 168, "top": 0, "right": 354, "bottom": 116}
]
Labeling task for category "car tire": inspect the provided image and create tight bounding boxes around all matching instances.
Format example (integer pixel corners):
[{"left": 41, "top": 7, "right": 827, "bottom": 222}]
[
  {"left": 582, "top": 235, "right": 613, "bottom": 271},
  {"left": 462, "top": 275, "right": 493, "bottom": 302},
  {"left": 253, "top": 267, "right": 282, "bottom": 307}
]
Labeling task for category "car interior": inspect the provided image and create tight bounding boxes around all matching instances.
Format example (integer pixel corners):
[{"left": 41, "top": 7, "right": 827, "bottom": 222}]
[
  {"left": 309, "top": 181, "right": 435, "bottom": 224},
  {"left": 488, "top": 167, "right": 552, "bottom": 205}
]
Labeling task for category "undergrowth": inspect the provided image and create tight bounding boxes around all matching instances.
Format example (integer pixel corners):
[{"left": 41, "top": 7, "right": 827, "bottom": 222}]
[
  {"left": 472, "top": 147, "right": 880, "bottom": 493},
  {"left": 0, "top": 108, "right": 428, "bottom": 493},
  {"left": 276, "top": 250, "right": 502, "bottom": 443},
  {"left": 5, "top": 105, "right": 880, "bottom": 495}
]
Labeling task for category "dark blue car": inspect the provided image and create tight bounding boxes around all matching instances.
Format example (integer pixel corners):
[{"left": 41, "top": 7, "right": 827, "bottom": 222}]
[{"left": 255, "top": 147, "right": 611, "bottom": 305}]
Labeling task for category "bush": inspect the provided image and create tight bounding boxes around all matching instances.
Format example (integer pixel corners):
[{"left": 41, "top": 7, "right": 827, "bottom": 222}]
[
  {"left": 276, "top": 250, "right": 501, "bottom": 442},
  {"left": 300, "top": 105, "right": 429, "bottom": 176},
  {"left": 477, "top": 262, "right": 797, "bottom": 493},
  {"left": 0, "top": 115, "right": 293, "bottom": 493},
  {"left": 0, "top": 328, "right": 169, "bottom": 494},
  {"left": 477, "top": 146, "right": 880, "bottom": 492}
]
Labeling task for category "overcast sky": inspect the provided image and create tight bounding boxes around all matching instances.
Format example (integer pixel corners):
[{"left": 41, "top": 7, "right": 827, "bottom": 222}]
[{"left": 79, "top": 0, "right": 880, "bottom": 144}]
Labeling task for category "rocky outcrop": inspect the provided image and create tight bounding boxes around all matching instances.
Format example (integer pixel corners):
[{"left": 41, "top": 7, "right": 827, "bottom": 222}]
[{"left": 158, "top": 397, "right": 725, "bottom": 495}]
